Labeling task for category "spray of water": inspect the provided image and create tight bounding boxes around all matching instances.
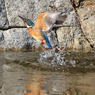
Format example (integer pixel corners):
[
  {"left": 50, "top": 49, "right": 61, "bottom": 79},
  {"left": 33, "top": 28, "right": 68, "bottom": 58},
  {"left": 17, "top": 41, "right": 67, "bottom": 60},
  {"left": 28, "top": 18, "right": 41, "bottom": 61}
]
[{"left": 38, "top": 43, "right": 76, "bottom": 68}]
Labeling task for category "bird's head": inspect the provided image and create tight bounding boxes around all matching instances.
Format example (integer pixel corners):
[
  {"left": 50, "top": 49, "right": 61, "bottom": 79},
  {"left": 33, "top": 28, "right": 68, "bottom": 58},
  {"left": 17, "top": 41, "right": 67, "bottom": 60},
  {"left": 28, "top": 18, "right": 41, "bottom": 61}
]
[{"left": 18, "top": 15, "right": 35, "bottom": 28}]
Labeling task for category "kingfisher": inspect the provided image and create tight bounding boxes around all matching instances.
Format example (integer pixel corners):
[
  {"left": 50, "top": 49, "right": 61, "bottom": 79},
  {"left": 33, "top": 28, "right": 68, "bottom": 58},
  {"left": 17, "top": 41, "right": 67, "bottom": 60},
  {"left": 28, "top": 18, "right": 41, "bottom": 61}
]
[{"left": 19, "top": 12, "right": 67, "bottom": 47}]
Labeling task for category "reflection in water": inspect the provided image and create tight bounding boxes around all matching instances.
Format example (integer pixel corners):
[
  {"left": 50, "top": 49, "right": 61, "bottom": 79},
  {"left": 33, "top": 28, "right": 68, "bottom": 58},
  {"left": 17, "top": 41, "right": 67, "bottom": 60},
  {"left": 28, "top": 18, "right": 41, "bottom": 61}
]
[
  {"left": 0, "top": 51, "right": 95, "bottom": 95},
  {"left": 25, "top": 71, "right": 95, "bottom": 95},
  {"left": 0, "top": 61, "right": 95, "bottom": 95},
  {"left": 25, "top": 71, "right": 46, "bottom": 95}
]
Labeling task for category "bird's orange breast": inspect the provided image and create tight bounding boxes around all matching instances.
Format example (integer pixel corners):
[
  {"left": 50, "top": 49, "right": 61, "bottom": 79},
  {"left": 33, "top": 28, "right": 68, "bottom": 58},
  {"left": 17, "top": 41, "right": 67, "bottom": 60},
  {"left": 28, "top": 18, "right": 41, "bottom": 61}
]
[{"left": 27, "top": 28, "right": 46, "bottom": 44}]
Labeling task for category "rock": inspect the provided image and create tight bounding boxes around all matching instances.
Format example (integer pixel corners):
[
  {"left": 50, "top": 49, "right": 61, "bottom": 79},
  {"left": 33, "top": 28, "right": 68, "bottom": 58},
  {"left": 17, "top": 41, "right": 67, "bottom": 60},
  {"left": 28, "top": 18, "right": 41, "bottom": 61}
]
[
  {"left": 63, "top": 10, "right": 80, "bottom": 27},
  {"left": 0, "top": 32, "right": 4, "bottom": 41},
  {"left": 4, "top": 0, "right": 78, "bottom": 27},
  {"left": 47, "top": 30, "right": 58, "bottom": 47},
  {"left": 0, "top": 0, "right": 9, "bottom": 29},
  {"left": 56, "top": 27, "right": 91, "bottom": 51},
  {"left": 0, "top": 28, "right": 38, "bottom": 50},
  {"left": 0, "top": 28, "right": 57, "bottom": 50},
  {"left": 77, "top": 4, "right": 95, "bottom": 49},
  {"left": 1, "top": 0, "right": 80, "bottom": 50},
  {"left": 0, "top": 0, "right": 93, "bottom": 51}
]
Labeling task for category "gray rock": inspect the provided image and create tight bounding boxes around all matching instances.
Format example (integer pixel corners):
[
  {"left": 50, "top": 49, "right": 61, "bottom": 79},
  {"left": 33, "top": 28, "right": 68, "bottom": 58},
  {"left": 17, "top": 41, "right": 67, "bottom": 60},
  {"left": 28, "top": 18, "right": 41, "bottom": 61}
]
[
  {"left": 0, "top": 32, "right": 4, "bottom": 41},
  {"left": 4, "top": 0, "right": 79, "bottom": 27},
  {"left": 0, "top": 0, "right": 93, "bottom": 51},
  {"left": 64, "top": 11, "right": 80, "bottom": 27},
  {"left": 77, "top": 5, "right": 95, "bottom": 49},
  {"left": 0, "top": 0, "right": 9, "bottom": 28},
  {"left": 0, "top": 28, "right": 57, "bottom": 49},
  {"left": 57, "top": 27, "right": 91, "bottom": 50},
  {"left": 0, "top": 28, "right": 37, "bottom": 49},
  {"left": 47, "top": 30, "right": 58, "bottom": 47}
]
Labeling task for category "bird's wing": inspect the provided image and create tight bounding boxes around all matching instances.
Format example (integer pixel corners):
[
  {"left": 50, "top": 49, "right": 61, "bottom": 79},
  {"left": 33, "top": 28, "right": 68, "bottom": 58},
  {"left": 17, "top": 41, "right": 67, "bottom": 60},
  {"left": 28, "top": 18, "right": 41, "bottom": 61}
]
[
  {"left": 43, "top": 12, "right": 56, "bottom": 32},
  {"left": 34, "top": 12, "right": 47, "bottom": 31},
  {"left": 43, "top": 12, "right": 67, "bottom": 32}
]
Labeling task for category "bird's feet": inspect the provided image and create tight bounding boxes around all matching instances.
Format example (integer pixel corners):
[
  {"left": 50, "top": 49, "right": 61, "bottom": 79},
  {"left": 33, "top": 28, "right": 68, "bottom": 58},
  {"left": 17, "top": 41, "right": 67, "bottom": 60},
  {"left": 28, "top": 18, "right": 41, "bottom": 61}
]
[{"left": 40, "top": 40, "right": 44, "bottom": 47}]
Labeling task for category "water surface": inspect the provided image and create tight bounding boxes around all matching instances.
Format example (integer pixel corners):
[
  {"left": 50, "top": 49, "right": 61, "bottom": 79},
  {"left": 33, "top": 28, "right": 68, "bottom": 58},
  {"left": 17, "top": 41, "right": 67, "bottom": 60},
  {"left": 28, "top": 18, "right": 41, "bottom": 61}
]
[{"left": 0, "top": 50, "right": 95, "bottom": 95}]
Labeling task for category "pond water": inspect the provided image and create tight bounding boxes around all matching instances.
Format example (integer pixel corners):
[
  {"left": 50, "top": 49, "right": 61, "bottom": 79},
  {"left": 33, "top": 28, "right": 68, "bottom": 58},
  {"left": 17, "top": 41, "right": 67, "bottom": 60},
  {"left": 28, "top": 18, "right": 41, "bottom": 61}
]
[{"left": 0, "top": 48, "right": 95, "bottom": 95}]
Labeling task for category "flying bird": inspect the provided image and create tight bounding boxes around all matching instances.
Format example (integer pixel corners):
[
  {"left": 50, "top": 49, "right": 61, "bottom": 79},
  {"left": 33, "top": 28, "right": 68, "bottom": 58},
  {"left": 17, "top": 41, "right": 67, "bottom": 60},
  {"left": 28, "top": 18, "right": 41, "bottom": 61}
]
[{"left": 19, "top": 12, "right": 67, "bottom": 47}]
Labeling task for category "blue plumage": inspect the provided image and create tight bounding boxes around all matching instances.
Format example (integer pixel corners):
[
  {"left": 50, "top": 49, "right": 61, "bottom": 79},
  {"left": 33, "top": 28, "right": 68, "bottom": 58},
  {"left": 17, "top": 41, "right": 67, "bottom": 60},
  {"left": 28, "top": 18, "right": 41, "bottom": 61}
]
[
  {"left": 25, "top": 20, "right": 35, "bottom": 26},
  {"left": 43, "top": 33, "right": 52, "bottom": 47}
]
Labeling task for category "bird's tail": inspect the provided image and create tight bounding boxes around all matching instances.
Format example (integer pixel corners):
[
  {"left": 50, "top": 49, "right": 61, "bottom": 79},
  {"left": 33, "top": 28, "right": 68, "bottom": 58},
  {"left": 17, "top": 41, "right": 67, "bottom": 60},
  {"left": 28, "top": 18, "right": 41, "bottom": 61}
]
[{"left": 44, "top": 33, "right": 52, "bottom": 47}]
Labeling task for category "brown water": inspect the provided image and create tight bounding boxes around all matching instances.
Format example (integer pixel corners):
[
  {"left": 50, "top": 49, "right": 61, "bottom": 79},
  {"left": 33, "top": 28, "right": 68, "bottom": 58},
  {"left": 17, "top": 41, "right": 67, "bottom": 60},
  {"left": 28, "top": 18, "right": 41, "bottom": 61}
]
[{"left": 0, "top": 51, "right": 95, "bottom": 95}]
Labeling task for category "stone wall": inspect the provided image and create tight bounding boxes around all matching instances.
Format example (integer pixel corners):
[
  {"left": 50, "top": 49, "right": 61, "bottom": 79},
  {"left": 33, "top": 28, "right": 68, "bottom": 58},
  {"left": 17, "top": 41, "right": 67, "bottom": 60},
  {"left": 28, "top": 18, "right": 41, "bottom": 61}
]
[{"left": 0, "top": 0, "right": 95, "bottom": 51}]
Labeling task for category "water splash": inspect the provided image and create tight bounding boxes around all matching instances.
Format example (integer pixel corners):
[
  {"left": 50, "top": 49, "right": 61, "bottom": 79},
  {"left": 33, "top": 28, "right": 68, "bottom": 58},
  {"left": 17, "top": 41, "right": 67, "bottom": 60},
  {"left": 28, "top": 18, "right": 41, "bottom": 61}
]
[{"left": 38, "top": 43, "right": 76, "bottom": 67}]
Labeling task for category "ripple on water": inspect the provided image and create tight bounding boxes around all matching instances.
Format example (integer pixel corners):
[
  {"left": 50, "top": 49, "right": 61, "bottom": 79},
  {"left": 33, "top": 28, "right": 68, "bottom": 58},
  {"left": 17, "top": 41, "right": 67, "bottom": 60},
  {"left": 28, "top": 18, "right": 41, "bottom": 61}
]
[{"left": 2, "top": 44, "right": 95, "bottom": 72}]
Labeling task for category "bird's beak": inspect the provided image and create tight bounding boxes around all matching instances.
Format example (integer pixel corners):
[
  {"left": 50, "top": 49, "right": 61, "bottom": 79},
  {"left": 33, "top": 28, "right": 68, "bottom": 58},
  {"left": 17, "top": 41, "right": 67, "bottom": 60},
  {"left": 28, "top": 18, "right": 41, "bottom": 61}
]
[{"left": 18, "top": 15, "right": 25, "bottom": 21}]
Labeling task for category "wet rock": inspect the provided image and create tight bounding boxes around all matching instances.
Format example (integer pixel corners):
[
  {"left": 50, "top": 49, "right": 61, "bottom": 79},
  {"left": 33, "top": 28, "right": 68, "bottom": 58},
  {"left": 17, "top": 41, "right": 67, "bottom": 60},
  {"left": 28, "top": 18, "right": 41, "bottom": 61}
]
[
  {"left": 77, "top": 2, "right": 95, "bottom": 49},
  {"left": 0, "top": 0, "right": 9, "bottom": 28},
  {"left": 57, "top": 27, "right": 91, "bottom": 51}
]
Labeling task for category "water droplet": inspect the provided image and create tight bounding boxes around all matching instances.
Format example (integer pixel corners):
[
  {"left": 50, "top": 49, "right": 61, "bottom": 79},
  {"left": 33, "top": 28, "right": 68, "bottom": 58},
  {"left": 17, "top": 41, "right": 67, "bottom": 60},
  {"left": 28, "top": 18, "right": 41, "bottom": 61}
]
[{"left": 38, "top": 43, "right": 76, "bottom": 70}]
